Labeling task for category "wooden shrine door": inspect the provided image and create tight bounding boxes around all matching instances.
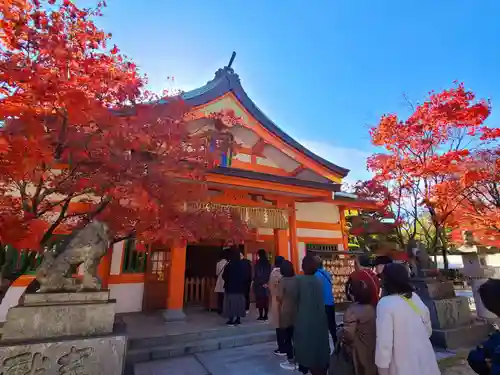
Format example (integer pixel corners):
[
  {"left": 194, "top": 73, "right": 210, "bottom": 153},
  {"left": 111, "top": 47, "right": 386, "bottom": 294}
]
[{"left": 143, "top": 248, "right": 171, "bottom": 312}]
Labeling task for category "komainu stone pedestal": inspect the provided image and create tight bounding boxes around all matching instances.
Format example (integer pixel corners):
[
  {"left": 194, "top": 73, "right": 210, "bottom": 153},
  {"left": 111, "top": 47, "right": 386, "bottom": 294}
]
[
  {"left": 0, "top": 291, "right": 127, "bottom": 375},
  {"left": 412, "top": 278, "right": 492, "bottom": 349}
]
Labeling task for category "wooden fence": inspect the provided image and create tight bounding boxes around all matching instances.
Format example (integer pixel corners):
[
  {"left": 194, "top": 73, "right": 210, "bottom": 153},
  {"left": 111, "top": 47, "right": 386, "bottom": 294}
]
[{"left": 184, "top": 277, "right": 217, "bottom": 305}]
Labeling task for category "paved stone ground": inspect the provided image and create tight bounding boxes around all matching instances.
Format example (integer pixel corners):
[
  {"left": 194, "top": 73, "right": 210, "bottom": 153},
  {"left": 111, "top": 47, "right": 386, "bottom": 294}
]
[{"left": 134, "top": 342, "right": 476, "bottom": 375}]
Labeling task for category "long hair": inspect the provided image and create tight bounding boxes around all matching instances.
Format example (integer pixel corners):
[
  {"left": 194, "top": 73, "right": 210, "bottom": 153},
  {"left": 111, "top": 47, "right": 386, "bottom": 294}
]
[
  {"left": 257, "top": 249, "right": 269, "bottom": 265},
  {"left": 382, "top": 263, "right": 413, "bottom": 298}
]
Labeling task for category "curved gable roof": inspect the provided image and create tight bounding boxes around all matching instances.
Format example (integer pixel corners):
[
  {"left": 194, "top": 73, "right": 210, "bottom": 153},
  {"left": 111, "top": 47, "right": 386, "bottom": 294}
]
[{"left": 181, "top": 67, "right": 350, "bottom": 178}]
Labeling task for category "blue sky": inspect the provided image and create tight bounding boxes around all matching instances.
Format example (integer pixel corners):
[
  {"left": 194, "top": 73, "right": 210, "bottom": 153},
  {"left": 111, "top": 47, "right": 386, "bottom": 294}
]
[{"left": 85, "top": 0, "right": 500, "bottom": 183}]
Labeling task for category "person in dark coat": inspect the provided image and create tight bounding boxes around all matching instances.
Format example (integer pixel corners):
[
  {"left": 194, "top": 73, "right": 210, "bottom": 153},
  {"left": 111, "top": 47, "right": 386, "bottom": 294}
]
[
  {"left": 468, "top": 278, "right": 500, "bottom": 375},
  {"left": 239, "top": 247, "right": 253, "bottom": 312},
  {"left": 253, "top": 249, "right": 272, "bottom": 320},
  {"left": 222, "top": 249, "right": 248, "bottom": 326},
  {"left": 292, "top": 254, "right": 330, "bottom": 375}
]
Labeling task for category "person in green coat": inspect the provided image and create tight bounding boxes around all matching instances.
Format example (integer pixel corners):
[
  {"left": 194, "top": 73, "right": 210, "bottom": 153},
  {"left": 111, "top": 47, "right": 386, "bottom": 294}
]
[{"left": 292, "top": 254, "right": 330, "bottom": 375}]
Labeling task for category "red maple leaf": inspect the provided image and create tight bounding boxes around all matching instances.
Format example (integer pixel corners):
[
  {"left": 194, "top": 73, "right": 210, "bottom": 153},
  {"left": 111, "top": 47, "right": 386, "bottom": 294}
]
[{"left": 0, "top": 0, "right": 248, "bottom": 251}]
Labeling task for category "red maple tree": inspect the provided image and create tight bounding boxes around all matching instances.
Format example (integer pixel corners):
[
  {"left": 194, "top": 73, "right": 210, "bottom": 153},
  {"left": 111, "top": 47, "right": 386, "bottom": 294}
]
[
  {"left": 452, "top": 149, "right": 500, "bottom": 240},
  {"left": 351, "top": 179, "right": 407, "bottom": 249},
  {"left": 367, "top": 83, "right": 495, "bottom": 267},
  {"left": 0, "top": 0, "right": 248, "bottom": 251}
]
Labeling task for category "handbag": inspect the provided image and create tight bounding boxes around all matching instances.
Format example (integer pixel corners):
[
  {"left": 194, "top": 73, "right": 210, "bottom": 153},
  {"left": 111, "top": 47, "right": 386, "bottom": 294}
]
[{"left": 329, "top": 341, "right": 355, "bottom": 375}]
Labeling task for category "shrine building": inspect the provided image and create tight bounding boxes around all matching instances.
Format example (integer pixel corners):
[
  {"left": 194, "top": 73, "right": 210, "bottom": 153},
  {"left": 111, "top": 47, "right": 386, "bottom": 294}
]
[{"left": 0, "top": 64, "right": 375, "bottom": 321}]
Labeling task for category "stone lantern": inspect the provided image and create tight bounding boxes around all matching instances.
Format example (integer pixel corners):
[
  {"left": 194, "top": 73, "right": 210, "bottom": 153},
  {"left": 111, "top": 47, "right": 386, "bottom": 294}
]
[{"left": 457, "top": 230, "right": 498, "bottom": 320}]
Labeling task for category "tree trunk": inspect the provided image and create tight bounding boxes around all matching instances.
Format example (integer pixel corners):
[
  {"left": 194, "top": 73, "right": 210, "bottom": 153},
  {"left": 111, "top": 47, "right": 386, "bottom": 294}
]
[
  {"left": 441, "top": 246, "right": 449, "bottom": 271},
  {"left": 437, "top": 227, "right": 449, "bottom": 271}
]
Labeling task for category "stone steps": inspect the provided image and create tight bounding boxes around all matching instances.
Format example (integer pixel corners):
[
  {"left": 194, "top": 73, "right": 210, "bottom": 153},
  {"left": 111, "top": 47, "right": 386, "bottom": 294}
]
[
  {"left": 128, "top": 321, "right": 273, "bottom": 349},
  {"left": 125, "top": 323, "right": 276, "bottom": 374}
]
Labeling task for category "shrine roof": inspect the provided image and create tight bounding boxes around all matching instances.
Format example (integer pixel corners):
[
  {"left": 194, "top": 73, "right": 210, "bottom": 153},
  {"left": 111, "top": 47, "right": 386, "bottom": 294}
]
[
  {"left": 211, "top": 167, "right": 341, "bottom": 192},
  {"left": 179, "top": 67, "right": 349, "bottom": 178}
]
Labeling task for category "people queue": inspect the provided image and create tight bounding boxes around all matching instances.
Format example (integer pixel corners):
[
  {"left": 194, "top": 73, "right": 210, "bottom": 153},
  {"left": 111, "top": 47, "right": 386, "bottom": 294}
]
[{"left": 215, "top": 248, "right": 443, "bottom": 375}]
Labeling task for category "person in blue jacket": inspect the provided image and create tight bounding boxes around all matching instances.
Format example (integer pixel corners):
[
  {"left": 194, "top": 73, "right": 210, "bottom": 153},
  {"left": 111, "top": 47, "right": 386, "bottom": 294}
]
[
  {"left": 314, "top": 256, "right": 337, "bottom": 345},
  {"left": 468, "top": 278, "right": 500, "bottom": 375}
]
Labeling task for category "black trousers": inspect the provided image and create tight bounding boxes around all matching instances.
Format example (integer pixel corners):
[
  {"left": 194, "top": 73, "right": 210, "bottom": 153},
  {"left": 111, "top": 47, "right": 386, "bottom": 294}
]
[
  {"left": 276, "top": 326, "right": 294, "bottom": 360},
  {"left": 325, "top": 305, "right": 337, "bottom": 345},
  {"left": 217, "top": 292, "right": 224, "bottom": 314}
]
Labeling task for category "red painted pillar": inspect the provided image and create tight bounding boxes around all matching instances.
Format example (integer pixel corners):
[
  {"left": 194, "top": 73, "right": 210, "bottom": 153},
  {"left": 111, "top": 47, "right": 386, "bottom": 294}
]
[{"left": 289, "top": 201, "right": 300, "bottom": 271}]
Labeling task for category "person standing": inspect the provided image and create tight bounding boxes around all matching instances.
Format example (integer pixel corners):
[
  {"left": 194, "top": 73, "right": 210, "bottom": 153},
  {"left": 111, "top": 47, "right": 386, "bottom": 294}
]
[
  {"left": 468, "top": 278, "right": 500, "bottom": 375},
  {"left": 374, "top": 255, "right": 393, "bottom": 278},
  {"left": 277, "top": 260, "right": 297, "bottom": 371},
  {"left": 239, "top": 247, "right": 253, "bottom": 313},
  {"left": 339, "top": 279, "right": 377, "bottom": 375},
  {"left": 346, "top": 255, "right": 381, "bottom": 307},
  {"left": 314, "top": 256, "right": 337, "bottom": 345},
  {"left": 214, "top": 249, "right": 230, "bottom": 315},
  {"left": 375, "top": 263, "right": 440, "bottom": 375},
  {"left": 269, "top": 255, "right": 285, "bottom": 354},
  {"left": 253, "top": 249, "right": 272, "bottom": 321},
  {"left": 292, "top": 254, "right": 330, "bottom": 375},
  {"left": 222, "top": 249, "right": 247, "bottom": 326}
]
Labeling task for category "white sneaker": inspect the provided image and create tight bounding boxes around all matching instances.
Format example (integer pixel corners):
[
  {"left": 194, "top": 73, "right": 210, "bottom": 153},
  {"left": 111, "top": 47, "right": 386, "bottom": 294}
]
[{"left": 280, "top": 361, "right": 297, "bottom": 371}]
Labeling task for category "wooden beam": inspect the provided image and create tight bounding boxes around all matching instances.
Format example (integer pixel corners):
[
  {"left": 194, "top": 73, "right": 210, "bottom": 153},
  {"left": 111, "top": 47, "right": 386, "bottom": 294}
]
[
  {"left": 251, "top": 139, "right": 267, "bottom": 156},
  {"left": 290, "top": 165, "right": 305, "bottom": 176}
]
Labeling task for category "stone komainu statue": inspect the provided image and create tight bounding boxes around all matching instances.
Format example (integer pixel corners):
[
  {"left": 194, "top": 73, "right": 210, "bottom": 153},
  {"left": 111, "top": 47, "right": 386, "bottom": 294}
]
[{"left": 36, "top": 221, "right": 111, "bottom": 293}]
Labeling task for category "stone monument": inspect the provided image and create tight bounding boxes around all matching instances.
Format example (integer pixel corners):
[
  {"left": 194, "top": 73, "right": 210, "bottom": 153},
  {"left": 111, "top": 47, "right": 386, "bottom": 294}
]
[
  {"left": 0, "top": 221, "right": 127, "bottom": 375},
  {"left": 457, "top": 230, "right": 498, "bottom": 320},
  {"left": 410, "top": 241, "right": 492, "bottom": 349}
]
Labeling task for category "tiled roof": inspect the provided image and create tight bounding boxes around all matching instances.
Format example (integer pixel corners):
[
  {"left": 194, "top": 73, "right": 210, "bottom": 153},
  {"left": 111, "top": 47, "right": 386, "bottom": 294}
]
[{"left": 211, "top": 167, "right": 341, "bottom": 192}]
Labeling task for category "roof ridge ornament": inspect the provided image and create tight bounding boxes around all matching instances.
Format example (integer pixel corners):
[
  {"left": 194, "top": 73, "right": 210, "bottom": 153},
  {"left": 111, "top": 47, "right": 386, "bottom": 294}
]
[
  {"left": 212, "top": 51, "right": 238, "bottom": 82},
  {"left": 227, "top": 51, "right": 236, "bottom": 69}
]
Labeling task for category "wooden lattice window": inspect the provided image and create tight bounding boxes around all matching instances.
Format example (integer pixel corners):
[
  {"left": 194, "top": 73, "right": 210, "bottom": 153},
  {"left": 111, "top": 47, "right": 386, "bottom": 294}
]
[
  {"left": 1, "top": 246, "right": 42, "bottom": 275},
  {"left": 122, "top": 239, "right": 147, "bottom": 273}
]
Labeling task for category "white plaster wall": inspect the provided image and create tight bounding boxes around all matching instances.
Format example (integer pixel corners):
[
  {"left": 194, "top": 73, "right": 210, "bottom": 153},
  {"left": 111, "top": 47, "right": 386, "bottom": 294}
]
[
  {"left": 234, "top": 153, "right": 251, "bottom": 163},
  {"left": 486, "top": 254, "right": 500, "bottom": 267},
  {"left": 256, "top": 156, "right": 279, "bottom": 168},
  {"left": 262, "top": 146, "right": 300, "bottom": 172},
  {"left": 0, "top": 285, "right": 27, "bottom": 322},
  {"left": 229, "top": 125, "right": 260, "bottom": 148},
  {"left": 298, "top": 242, "right": 306, "bottom": 271},
  {"left": 297, "top": 228, "right": 342, "bottom": 239},
  {"left": 110, "top": 241, "right": 125, "bottom": 275},
  {"left": 296, "top": 202, "right": 340, "bottom": 223},
  {"left": 109, "top": 283, "right": 144, "bottom": 313}
]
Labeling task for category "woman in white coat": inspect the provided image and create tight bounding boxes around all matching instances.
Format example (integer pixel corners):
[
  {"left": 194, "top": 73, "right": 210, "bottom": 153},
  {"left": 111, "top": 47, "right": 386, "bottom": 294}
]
[
  {"left": 375, "top": 263, "right": 440, "bottom": 375},
  {"left": 214, "top": 249, "right": 230, "bottom": 315}
]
